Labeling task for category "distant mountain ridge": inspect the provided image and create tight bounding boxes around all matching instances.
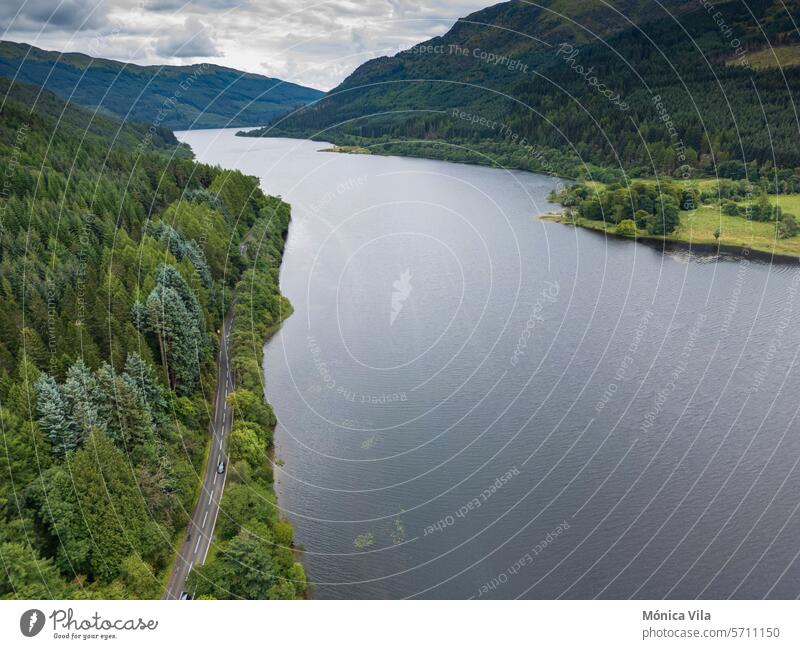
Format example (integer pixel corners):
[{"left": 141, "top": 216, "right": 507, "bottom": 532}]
[
  {"left": 254, "top": 0, "right": 695, "bottom": 123},
  {"left": 0, "top": 40, "right": 323, "bottom": 129},
  {"left": 245, "top": 0, "right": 800, "bottom": 182}
]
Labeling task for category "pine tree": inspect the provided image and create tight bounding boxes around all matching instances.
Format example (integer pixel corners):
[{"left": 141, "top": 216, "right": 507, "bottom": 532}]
[
  {"left": 155, "top": 264, "right": 205, "bottom": 329},
  {"left": 147, "top": 223, "right": 212, "bottom": 288},
  {"left": 20, "top": 327, "right": 50, "bottom": 371},
  {"left": 142, "top": 264, "right": 209, "bottom": 394},
  {"left": 0, "top": 542, "right": 67, "bottom": 598},
  {"left": 123, "top": 352, "right": 168, "bottom": 423},
  {"left": 35, "top": 374, "right": 77, "bottom": 455},
  {"left": 0, "top": 407, "right": 51, "bottom": 498},
  {"left": 96, "top": 362, "right": 153, "bottom": 450},
  {"left": 63, "top": 360, "right": 106, "bottom": 443}
]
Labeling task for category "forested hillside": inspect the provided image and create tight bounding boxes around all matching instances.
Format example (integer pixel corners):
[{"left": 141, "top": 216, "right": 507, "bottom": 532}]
[
  {"left": 248, "top": 0, "right": 800, "bottom": 187},
  {"left": 0, "top": 77, "right": 305, "bottom": 598},
  {"left": 0, "top": 40, "right": 323, "bottom": 130}
]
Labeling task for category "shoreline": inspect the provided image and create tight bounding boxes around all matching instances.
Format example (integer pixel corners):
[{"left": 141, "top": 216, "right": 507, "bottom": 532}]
[
  {"left": 539, "top": 213, "right": 800, "bottom": 265},
  {"left": 238, "top": 129, "right": 581, "bottom": 181},
  {"left": 234, "top": 130, "right": 800, "bottom": 266}
]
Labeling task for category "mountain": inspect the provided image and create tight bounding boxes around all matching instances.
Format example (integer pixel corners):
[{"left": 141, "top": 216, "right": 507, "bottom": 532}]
[
  {"left": 245, "top": 0, "right": 800, "bottom": 183},
  {"left": 0, "top": 76, "right": 304, "bottom": 599},
  {"left": 0, "top": 40, "right": 323, "bottom": 129}
]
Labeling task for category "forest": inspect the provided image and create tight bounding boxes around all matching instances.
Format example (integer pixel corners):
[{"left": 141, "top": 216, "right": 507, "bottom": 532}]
[
  {"left": 247, "top": 0, "right": 800, "bottom": 188},
  {"left": 0, "top": 77, "right": 305, "bottom": 599}
]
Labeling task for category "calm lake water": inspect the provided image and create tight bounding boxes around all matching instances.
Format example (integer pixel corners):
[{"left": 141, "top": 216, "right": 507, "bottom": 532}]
[{"left": 178, "top": 129, "right": 800, "bottom": 599}]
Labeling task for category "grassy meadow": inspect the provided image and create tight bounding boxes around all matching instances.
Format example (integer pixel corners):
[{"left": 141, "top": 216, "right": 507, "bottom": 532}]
[{"left": 545, "top": 190, "right": 800, "bottom": 259}]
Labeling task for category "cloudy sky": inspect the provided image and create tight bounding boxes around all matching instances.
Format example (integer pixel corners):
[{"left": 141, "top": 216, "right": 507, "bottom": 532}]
[{"left": 0, "top": 0, "right": 493, "bottom": 90}]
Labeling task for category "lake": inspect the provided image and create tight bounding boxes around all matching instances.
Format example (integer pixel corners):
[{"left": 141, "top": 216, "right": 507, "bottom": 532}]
[{"left": 177, "top": 128, "right": 800, "bottom": 599}]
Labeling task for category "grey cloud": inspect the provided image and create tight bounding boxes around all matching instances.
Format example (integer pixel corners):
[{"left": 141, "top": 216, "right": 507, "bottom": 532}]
[
  {"left": 0, "top": 0, "right": 109, "bottom": 32},
  {"left": 153, "top": 17, "right": 221, "bottom": 57},
  {"left": 145, "top": 0, "right": 245, "bottom": 11}
]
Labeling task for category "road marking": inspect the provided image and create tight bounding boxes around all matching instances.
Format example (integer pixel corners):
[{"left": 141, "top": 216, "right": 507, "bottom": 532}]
[{"left": 166, "top": 311, "right": 237, "bottom": 598}]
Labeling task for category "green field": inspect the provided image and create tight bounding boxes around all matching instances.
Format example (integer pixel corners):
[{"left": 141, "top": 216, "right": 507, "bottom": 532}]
[
  {"left": 320, "top": 145, "right": 372, "bottom": 155},
  {"left": 774, "top": 194, "right": 800, "bottom": 215},
  {"left": 727, "top": 45, "right": 800, "bottom": 70},
  {"left": 545, "top": 195, "right": 800, "bottom": 259},
  {"left": 679, "top": 206, "right": 798, "bottom": 257}
]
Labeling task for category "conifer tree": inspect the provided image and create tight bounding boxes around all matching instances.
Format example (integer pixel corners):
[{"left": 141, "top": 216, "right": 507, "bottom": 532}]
[
  {"left": 145, "top": 283, "right": 200, "bottom": 394},
  {"left": 123, "top": 352, "right": 168, "bottom": 422},
  {"left": 62, "top": 360, "right": 106, "bottom": 443},
  {"left": 35, "top": 374, "right": 76, "bottom": 455},
  {"left": 96, "top": 362, "right": 153, "bottom": 449}
]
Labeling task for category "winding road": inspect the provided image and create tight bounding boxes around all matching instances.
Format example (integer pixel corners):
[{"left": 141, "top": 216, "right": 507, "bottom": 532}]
[{"left": 164, "top": 305, "right": 235, "bottom": 599}]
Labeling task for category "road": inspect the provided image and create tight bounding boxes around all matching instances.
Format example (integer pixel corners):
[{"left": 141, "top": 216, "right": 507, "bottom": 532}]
[{"left": 164, "top": 305, "right": 235, "bottom": 599}]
